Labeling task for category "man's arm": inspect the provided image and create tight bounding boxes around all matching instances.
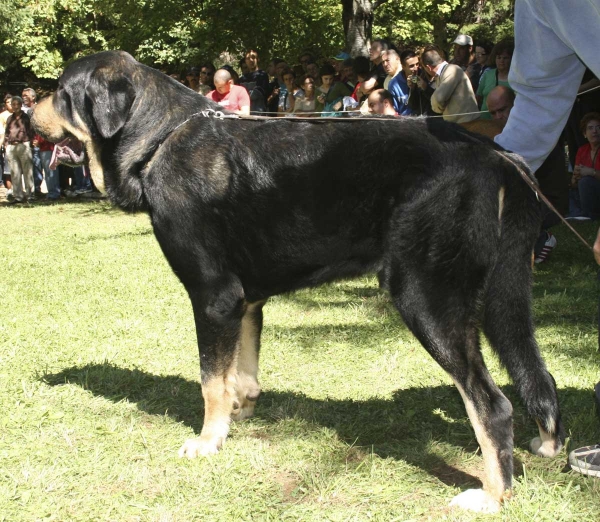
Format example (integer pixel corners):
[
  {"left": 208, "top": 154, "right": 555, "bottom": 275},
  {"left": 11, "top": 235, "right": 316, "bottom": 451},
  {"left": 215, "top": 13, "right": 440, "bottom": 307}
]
[
  {"left": 25, "top": 113, "right": 35, "bottom": 142},
  {"left": 389, "top": 78, "right": 411, "bottom": 115},
  {"left": 3, "top": 115, "right": 12, "bottom": 146},
  {"left": 236, "top": 87, "right": 251, "bottom": 116},
  {"left": 494, "top": 0, "right": 598, "bottom": 172},
  {"left": 594, "top": 227, "right": 600, "bottom": 265}
]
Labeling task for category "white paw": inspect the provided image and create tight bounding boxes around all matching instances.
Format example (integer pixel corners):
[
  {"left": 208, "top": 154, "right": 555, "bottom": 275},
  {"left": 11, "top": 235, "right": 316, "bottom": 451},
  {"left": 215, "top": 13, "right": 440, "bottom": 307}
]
[
  {"left": 449, "top": 489, "right": 502, "bottom": 514},
  {"left": 178, "top": 437, "right": 222, "bottom": 458},
  {"left": 231, "top": 401, "right": 256, "bottom": 422},
  {"left": 530, "top": 436, "right": 561, "bottom": 458}
]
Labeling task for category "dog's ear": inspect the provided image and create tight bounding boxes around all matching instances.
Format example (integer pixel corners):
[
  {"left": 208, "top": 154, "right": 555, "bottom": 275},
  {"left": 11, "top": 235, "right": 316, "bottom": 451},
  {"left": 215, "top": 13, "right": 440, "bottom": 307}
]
[{"left": 86, "top": 67, "right": 135, "bottom": 138}]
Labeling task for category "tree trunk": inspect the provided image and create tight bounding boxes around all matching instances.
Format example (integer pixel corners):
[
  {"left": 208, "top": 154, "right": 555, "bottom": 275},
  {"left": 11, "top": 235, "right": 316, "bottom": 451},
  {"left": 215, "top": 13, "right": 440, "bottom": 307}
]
[{"left": 342, "top": 0, "right": 385, "bottom": 57}]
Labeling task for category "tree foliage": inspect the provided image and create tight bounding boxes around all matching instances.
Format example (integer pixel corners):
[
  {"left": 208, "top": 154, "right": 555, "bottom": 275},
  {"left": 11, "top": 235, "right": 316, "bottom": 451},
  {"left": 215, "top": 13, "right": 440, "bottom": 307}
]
[{"left": 1, "top": 0, "right": 514, "bottom": 81}]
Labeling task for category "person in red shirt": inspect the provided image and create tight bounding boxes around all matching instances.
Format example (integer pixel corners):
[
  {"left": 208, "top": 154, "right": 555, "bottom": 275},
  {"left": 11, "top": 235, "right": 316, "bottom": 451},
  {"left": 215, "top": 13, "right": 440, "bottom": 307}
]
[
  {"left": 207, "top": 69, "right": 250, "bottom": 116},
  {"left": 570, "top": 112, "right": 600, "bottom": 220}
]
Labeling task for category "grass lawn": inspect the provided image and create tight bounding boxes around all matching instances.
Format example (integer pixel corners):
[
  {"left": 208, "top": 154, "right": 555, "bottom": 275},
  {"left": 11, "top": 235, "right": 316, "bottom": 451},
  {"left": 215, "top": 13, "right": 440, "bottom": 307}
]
[{"left": 0, "top": 199, "right": 599, "bottom": 521}]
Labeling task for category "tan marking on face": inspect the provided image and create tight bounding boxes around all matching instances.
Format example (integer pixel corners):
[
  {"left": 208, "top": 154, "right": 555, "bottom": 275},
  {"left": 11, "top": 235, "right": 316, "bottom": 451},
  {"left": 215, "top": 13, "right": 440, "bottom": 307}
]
[
  {"left": 32, "top": 95, "right": 107, "bottom": 194},
  {"left": 498, "top": 186, "right": 505, "bottom": 225},
  {"left": 454, "top": 381, "right": 512, "bottom": 502}
]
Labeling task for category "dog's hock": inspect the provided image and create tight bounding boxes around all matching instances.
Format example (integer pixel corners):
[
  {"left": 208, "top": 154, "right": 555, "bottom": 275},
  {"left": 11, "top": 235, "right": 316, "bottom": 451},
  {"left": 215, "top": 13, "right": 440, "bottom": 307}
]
[{"left": 449, "top": 489, "right": 502, "bottom": 514}]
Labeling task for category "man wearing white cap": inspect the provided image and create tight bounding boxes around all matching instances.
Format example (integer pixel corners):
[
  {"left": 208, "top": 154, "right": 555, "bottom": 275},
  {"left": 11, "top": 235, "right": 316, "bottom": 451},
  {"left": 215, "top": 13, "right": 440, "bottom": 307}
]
[{"left": 451, "top": 34, "right": 474, "bottom": 71}]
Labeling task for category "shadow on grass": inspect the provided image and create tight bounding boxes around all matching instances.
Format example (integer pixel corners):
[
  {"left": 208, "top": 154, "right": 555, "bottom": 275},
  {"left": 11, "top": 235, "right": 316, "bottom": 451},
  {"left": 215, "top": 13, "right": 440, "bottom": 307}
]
[{"left": 41, "top": 363, "right": 597, "bottom": 490}]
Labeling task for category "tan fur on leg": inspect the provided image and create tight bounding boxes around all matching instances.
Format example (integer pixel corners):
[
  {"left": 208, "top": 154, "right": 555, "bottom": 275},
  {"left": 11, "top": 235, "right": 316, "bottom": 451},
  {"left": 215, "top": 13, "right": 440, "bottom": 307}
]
[
  {"left": 232, "top": 300, "right": 265, "bottom": 421},
  {"left": 451, "top": 382, "right": 511, "bottom": 512},
  {"left": 178, "top": 371, "right": 237, "bottom": 458}
]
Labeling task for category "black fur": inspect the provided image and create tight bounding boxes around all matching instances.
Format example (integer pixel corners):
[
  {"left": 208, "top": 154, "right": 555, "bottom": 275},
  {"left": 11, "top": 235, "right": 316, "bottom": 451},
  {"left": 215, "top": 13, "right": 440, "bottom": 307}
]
[{"left": 33, "top": 51, "right": 564, "bottom": 505}]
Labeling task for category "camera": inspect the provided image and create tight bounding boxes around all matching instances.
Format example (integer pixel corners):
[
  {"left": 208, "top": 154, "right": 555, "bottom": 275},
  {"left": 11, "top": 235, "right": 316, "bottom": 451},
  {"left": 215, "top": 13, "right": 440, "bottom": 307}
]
[{"left": 411, "top": 75, "right": 419, "bottom": 84}]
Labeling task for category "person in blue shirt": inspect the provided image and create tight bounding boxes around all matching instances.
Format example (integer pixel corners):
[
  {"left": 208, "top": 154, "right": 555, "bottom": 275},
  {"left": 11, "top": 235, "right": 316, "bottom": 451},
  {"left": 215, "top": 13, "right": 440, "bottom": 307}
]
[{"left": 382, "top": 50, "right": 412, "bottom": 116}]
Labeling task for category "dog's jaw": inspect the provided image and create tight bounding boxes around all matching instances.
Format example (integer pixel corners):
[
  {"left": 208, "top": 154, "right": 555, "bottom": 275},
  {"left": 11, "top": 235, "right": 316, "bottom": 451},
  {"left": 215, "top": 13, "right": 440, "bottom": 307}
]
[
  {"left": 84, "top": 140, "right": 106, "bottom": 194},
  {"left": 32, "top": 97, "right": 107, "bottom": 195}
]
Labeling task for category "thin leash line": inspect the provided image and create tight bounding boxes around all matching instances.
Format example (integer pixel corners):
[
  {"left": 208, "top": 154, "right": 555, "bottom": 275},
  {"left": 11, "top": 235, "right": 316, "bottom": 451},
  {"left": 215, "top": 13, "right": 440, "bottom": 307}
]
[
  {"left": 499, "top": 152, "right": 594, "bottom": 252},
  {"left": 246, "top": 109, "right": 488, "bottom": 119},
  {"left": 578, "top": 84, "right": 600, "bottom": 97}
]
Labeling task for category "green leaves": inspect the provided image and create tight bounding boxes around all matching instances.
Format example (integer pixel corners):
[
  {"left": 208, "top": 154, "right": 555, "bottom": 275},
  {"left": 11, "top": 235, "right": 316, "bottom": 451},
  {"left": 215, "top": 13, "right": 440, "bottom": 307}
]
[{"left": 3, "top": 0, "right": 514, "bottom": 80}]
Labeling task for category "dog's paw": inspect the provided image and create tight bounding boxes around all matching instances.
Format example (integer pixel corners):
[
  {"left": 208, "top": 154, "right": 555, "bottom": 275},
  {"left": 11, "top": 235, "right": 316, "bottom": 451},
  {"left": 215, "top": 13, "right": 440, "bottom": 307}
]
[
  {"left": 530, "top": 436, "right": 561, "bottom": 458},
  {"left": 231, "top": 399, "right": 256, "bottom": 422},
  {"left": 178, "top": 437, "right": 222, "bottom": 458},
  {"left": 449, "top": 489, "right": 502, "bottom": 514}
]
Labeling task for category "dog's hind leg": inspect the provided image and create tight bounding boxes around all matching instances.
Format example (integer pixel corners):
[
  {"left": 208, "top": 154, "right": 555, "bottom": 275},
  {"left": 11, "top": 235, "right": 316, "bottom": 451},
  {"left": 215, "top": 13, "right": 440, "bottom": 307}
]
[
  {"left": 483, "top": 258, "right": 564, "bottom": 459},
  {"left": 178, "top": 274, "right": 247, "bottom": 458},
  {"left": 232, "top": 299, "right": 266, "bottom": 422},
  {"left": 390, "top": 281, "right": 511, "bottom": 513}
]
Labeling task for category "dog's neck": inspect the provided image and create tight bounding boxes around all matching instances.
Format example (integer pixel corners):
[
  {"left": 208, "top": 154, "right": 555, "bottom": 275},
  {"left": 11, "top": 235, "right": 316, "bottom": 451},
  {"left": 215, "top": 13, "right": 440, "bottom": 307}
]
[{"left": 116, "top": 74, "right": 218, "bottom": 180}]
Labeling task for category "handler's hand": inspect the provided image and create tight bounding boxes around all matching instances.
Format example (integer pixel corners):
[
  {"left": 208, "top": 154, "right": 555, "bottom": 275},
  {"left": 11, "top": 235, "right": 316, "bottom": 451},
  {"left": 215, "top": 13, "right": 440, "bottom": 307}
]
[
  {"left": 580, "top": 166, "right": 596, "bottom": 177},
  {"left": 594, "top": 227, "right": 600, "bottom": 265}
]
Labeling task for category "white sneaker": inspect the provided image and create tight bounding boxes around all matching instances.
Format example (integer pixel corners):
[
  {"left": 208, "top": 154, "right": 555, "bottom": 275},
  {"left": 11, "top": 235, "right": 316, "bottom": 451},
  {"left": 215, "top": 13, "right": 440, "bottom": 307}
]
[
  {"left": 535, "top": 232, "right": 557, "bottom": 264},
  {"left": 565, "top": 215, "right": 591, "bottom": 221}
]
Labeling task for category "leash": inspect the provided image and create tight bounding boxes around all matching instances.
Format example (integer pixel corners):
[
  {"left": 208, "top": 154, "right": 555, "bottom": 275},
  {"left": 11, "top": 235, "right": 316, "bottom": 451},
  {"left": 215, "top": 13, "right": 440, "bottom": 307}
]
[{"left": 499, "top": 151, "right": 594, "bottom": 252}]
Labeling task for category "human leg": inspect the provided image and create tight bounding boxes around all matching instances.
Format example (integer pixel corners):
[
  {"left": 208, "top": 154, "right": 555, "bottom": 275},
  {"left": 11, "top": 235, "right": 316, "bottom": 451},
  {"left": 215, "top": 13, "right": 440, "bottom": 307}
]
[
  {"left": 6, "top": 145, "right": 24, "bottom": 202},
  {"left": 40, "top": 150, "right": 60, "bottom": 199},
  {"left": 32, "top": 146, "right": 43, "bottom": 194}
]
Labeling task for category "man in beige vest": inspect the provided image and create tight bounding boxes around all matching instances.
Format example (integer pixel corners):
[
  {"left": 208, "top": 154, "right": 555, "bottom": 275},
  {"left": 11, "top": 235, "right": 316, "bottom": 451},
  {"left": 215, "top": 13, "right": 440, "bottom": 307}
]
[{"left": 422, "top": 49, "right": 479, "bottom": 124}]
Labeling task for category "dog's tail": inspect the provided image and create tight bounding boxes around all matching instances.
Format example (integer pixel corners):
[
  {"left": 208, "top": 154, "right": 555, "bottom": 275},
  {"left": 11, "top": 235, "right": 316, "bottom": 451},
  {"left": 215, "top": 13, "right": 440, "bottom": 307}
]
[{"left": 482, "top": 153, "right": 564, "bottom": 452}]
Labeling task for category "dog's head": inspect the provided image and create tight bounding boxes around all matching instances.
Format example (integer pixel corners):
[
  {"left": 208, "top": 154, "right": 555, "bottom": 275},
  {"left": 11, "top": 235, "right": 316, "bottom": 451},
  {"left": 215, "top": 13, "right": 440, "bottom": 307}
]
[
  {"left": 32, "top": 51, "right": 140, "bottom": 194},
  {"left": 33, "top": 50, "right": 210, "bottom": 206}
]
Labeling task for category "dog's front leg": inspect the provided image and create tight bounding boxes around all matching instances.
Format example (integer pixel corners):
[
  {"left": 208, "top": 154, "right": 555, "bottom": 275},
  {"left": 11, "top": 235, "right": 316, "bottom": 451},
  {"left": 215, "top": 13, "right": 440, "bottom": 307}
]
[{"left": 178, "top": 276, "right": 246, "bottom": 458}]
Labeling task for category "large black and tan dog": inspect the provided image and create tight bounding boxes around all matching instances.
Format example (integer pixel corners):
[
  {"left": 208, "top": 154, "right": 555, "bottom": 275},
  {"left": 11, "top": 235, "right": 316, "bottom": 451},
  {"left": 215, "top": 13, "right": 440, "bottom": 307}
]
[{"left": 33, "top": 51, "right": 564, "bottom": 513}]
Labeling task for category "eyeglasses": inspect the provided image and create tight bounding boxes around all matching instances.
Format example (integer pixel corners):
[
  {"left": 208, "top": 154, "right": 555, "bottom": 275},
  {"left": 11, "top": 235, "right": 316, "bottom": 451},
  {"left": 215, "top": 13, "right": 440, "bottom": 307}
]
[{"left": 586, "top": 124, "right": 600, "bottom": 132}]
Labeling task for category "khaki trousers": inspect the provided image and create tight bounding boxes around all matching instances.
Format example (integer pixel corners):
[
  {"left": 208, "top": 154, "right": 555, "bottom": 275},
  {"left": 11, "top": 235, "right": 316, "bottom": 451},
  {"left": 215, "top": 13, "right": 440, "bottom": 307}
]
[{"left": 6, "top": 142, "right": 34, "bottom": 201}]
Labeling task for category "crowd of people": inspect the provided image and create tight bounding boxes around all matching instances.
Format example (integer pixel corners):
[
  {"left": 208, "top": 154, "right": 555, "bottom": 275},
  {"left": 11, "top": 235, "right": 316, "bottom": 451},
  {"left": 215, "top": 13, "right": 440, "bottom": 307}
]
[{"left": 0, "top": 88, "right": 94, "bottom": 204}]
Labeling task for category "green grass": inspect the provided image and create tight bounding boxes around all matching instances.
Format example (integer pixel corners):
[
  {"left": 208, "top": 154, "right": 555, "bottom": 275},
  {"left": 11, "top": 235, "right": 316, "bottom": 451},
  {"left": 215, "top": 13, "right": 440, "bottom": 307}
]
[{"left": 0, "top": 199, "right": 599, "bottom": 521}]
